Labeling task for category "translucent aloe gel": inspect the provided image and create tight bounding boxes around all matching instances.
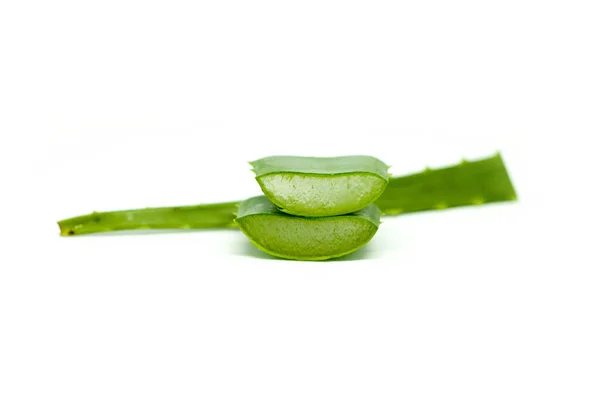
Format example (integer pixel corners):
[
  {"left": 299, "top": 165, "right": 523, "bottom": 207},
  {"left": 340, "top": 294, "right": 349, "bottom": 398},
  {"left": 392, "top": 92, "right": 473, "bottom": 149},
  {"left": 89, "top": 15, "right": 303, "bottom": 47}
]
[{"left": 250, "top": 155, "right": 390, "bottom": 217}]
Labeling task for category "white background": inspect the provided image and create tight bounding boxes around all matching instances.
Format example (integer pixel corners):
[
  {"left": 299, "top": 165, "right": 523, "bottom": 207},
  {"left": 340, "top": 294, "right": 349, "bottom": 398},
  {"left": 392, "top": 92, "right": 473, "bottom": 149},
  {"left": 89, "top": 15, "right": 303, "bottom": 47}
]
[{"left": 1, "top": 1, "right": 599, "bottom": 398}]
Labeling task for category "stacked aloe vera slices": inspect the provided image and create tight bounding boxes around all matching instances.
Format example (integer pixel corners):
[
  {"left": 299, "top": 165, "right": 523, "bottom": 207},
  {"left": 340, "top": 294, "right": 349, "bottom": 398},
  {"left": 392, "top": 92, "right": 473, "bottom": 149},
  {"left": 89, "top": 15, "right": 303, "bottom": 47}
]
[{"left": 234, "top": 155, "right": 390, "bottom": 261}]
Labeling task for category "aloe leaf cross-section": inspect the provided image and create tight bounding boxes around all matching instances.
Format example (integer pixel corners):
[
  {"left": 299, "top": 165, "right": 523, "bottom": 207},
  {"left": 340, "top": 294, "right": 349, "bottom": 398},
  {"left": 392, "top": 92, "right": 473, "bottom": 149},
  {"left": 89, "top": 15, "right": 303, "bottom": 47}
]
[
  {"left": 250, "top": 155, "right": 390, "bottom": 217},
  {"left": 234, "top": 196, "right": 381, "bottom": 261}
]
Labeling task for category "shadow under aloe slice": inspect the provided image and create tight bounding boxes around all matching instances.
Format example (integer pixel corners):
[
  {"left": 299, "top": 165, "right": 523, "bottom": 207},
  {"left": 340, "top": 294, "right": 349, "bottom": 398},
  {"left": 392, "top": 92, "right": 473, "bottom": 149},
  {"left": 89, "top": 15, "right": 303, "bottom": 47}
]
[
  {"left": 234, "top": 196, "right": 381, "bottom": 261},
  {"left": 250, "top": 155, "right": 389, "bottom": 217}
]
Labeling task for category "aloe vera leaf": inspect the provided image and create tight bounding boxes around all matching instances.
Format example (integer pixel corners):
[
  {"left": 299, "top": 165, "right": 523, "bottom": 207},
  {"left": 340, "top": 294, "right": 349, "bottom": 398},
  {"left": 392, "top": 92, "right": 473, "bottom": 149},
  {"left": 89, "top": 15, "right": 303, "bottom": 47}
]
[
  {"left": 375, "top": 153, "right": 517, "bottom": 215},
  {"left": 249, "top": 155, "right": 389, "bottom": 217},
  {"left": 57, "top": 202, "right": 239, "bottom": 236},
  {"left": 234, "top": 196, "right": 380, "bottom": 261},
  {"left": 57, "top": 153, "right": 517, "bottom": 237}
]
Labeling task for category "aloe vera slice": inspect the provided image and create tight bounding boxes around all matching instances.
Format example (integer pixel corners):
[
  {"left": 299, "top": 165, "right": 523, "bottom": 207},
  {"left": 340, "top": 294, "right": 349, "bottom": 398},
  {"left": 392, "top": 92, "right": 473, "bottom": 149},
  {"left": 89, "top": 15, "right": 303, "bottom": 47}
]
[
  {"left": 376, "top": 153, "right": 517, "bottom": 215},
  {"left": 234, "top": 196, "right": 380, "bottom": 261},
  {"left": 250, "top": 155, "right": 389, "bottom": 217}
]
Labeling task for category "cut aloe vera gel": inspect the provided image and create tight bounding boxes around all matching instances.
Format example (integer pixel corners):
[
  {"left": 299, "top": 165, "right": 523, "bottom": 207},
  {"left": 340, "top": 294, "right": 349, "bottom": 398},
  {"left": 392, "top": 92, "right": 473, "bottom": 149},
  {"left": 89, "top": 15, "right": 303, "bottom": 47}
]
[
  {"left": 250, "top": 155, "right": 389, "bottom": 217},
  {"left": 235, "top": 196, "right": 380, "bottom": 260}
]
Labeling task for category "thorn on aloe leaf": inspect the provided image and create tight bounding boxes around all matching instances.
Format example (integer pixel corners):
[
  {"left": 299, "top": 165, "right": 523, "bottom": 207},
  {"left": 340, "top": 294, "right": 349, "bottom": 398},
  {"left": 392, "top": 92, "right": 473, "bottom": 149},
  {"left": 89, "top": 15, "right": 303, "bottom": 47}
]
[
  {"left": 385, "top": 208, "right": 403, "bottom": 215},
  {"left": 434, "top": 202, "right": 448, "bottom": 210}
]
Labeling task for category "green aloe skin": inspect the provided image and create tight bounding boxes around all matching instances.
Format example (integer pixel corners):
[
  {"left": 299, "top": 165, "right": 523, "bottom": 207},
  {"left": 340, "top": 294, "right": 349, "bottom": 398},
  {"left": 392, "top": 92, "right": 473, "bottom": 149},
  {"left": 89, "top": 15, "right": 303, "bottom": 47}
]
[
  {"left": 250, "top": 155, "right": 389, "bottom": 217},
  {"left": 376, "top": 152, "right": 517, "bottom": 215},
  {"left": 235, "top": 196, "right": 380, "bottom": 261},
  {"left": 57, "top": 202, "right": 239, "bottom": 236},
  {"left": 57, "top": 153, "right": 517, "bottom": 260}
]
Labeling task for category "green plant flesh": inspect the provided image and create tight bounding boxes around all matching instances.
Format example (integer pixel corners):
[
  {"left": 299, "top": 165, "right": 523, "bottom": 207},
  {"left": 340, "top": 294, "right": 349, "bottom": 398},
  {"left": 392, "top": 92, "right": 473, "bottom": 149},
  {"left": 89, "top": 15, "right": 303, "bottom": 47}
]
[
  {"left": 234, "top": 196, "right": 380, "bottom": 260},
  {"left": 250, "top": 155, "right": 389, "bottom": 216},
  {"left": 375, "top": 153, "right": 517, "bottom": 215},
  {"left": 57, "top": 202, "right": 239, "bottom": 236}
]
